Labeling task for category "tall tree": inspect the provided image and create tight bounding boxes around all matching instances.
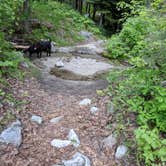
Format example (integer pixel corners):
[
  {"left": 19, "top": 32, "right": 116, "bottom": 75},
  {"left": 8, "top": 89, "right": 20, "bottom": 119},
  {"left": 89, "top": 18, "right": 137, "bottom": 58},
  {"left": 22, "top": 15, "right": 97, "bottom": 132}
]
[{"left": 23, "top": 0, "right": 31, "bottom": 33}]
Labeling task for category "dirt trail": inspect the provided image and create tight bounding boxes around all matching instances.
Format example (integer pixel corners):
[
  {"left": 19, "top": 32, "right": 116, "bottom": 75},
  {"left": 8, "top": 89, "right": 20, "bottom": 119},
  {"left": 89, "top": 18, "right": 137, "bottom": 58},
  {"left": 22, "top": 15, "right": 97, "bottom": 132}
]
[{"left": 0, "top": 42, "right": 124, "bottom": 166}]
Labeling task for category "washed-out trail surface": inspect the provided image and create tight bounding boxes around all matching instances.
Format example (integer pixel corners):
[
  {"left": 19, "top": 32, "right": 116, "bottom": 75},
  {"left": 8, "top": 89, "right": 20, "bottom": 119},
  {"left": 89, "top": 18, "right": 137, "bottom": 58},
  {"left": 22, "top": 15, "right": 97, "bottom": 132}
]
[{"left": 0, "top": 40, "right": 126, "bottom": 166}]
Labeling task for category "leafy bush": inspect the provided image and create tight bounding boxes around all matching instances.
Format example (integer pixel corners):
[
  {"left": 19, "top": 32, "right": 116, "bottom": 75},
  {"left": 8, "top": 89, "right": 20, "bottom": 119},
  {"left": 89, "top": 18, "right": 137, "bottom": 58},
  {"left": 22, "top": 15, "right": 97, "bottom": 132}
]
[
  {"left": 106, "top": 11, "right": 155, "bottom": 59},
  {"left": 30, "top": 1, "right": 101, "bottom": 46},
  {"left": 107, "top": 3, "right": 166, "bottom": 165},
  {"left": 0, "top": 32, "right": 23, "bottom": 77},
  {"left": 0, "top": 0, "right": 22, "bottom": 33}
]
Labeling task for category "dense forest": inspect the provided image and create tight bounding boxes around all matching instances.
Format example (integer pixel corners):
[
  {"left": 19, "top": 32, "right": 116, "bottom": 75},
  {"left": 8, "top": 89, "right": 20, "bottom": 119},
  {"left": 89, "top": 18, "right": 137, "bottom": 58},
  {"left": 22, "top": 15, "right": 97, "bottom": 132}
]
[{"left": 0, "top": 0, "right": 166, "bottom": 166}]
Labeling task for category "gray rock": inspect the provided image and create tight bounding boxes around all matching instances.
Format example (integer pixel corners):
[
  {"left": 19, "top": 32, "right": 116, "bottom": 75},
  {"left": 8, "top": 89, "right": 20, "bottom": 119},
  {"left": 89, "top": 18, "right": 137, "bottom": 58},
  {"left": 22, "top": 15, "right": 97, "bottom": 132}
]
[
  {"left": 50, "top": 116, "right": 63, "bottom": 124},
  {"left": 68, "top": 129, "right": 80, "bottom": 148},
  {"left": 63, "top": 152, "right": 91, "bottom": 166},
  {"left": 0, "top": 120, "right": 22, "bottom": 147},
  {"left": 51, "top": 139, "right": 71, "bottom": 148},
  {"left": 31, "top": 115, "right": 43, "bottom": 124},
  {"left": 79, "top": 31, "right": 93, "bottom": 39},
  {"left": 79, "top": 98, "right": 91, "bottom": 106},
  {"left": 55, "top": 61, "right": 64, "bottom": 68},
  {"left": 102, "top": 134, "right": 117, "bottom": 149},
  {"left": 115, "top": 145, "right": 128, "bottom": 159},
  {"left": 90, "top": 107, "right": 99, "bottom": 114},
  {"left": 57, "top": 40, "right": 105, "bottom": 55},
  {"left": 20, "top": 61, "right": 29, "bottom": 68}
]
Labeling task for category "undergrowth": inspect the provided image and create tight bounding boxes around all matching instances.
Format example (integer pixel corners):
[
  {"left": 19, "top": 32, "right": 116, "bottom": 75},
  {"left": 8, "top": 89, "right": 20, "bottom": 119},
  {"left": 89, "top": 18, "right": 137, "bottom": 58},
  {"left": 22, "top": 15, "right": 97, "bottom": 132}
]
[
  {"left": 107, "top": 1, "right": 166, "bottom": 165},
  {"left": 28, "top": 1, "right": 102, "bottom": 46}
]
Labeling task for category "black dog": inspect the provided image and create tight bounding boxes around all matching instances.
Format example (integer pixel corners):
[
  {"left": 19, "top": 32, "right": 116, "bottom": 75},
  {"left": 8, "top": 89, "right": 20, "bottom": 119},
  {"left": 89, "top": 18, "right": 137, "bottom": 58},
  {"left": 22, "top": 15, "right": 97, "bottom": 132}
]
[{"left": 24, "top": 40, "right": 53, "bottom": 58}]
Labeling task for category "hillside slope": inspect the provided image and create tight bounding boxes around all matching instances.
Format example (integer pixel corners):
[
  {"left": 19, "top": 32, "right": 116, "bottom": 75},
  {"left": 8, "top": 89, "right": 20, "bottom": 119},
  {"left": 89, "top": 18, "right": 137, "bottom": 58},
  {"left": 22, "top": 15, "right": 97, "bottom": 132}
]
[{"left": 20, "top": 1, "right": 102, "bottom": 46}]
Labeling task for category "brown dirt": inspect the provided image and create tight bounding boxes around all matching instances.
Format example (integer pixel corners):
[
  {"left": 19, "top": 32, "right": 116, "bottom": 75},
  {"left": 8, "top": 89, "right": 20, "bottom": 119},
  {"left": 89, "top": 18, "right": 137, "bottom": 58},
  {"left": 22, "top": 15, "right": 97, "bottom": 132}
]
[{"left": 0, "top": 76, "right": 122, "bottom": 166}]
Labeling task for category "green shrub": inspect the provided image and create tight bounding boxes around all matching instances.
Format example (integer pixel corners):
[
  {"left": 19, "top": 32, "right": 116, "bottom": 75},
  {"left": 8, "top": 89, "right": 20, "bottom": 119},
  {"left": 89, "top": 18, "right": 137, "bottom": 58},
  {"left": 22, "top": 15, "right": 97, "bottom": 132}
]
[
  {"left": 106, "top": 11, "right": 155, "bottom": 59},
  {"left": 30, "top": 1, "right": 102, "bottom": 46},
  {"left": 107, "top": 4, "right": 166, "bottom": 165},
  {"left": 0, "top": 32, "right": 23, "bottom": 77}
]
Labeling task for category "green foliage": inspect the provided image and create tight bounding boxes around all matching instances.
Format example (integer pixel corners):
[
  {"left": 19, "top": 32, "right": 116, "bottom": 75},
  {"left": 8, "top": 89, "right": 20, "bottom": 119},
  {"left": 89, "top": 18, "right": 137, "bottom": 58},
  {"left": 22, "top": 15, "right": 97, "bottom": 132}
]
[
  {"left": 135, "top": 127, "right": 166, "bottom": 165},
  {"left": 108, "top": 67, "right": 166, "bottom": 165},
  {"left": 0, "top": 32, "right": 23, "bottom": 78},
  {"left": 107, "top": 3, "right": 166, "bottom": 165},
  {"left": 0, "top": 0, "right": 23, "bottom": 33},
  {"left": 30, "top": 1, "right": 101, "bottom": 46},
  {"left": 106, "top": 11, "right": 156, "bottom": 59}
]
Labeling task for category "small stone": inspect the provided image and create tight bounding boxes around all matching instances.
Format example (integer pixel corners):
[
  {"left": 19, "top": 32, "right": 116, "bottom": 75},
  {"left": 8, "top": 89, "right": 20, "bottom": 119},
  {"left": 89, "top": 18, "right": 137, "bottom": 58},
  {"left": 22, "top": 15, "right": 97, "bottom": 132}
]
[
  {"left": 102, "top": 134, "right": 117, "bottom": 149},
  {"left": 0, "top": 120, "right": 22, "bottom": 147},
  {"left": 90, "top": 107, "right": 99, "bottom": 114},
  {"left": 115, "top": 145, "right": 128, "bottom": 159},
  {"left": 50, "top": 116, "right": 63, "bottom": 124},
  {"left": 55, "top": 61, "right": 64, "bottom": 68},
  {"left": 51, "top": 139, "right": 71, "bottom": 148},
  {"left": 68, "top": 129, "right": 80, "bottom": 148},
  {"left": 63, "top": 152, "right": 91, "bottom": 166},
  {"left": 31, "top": 115, "right": 43, "bottom": 124},
  {"left": 79, "top": 98, "right": 91, "bottom": 106},
  {"left": 20, "top": 61, "right": 29, "bottom": 68}
]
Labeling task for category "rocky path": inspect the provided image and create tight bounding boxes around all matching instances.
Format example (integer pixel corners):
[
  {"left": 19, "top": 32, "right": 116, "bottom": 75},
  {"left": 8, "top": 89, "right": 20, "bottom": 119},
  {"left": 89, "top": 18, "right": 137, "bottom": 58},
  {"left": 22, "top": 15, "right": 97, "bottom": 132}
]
[{"left": 0, "top": 40, "right": 127, "bottom": 166}]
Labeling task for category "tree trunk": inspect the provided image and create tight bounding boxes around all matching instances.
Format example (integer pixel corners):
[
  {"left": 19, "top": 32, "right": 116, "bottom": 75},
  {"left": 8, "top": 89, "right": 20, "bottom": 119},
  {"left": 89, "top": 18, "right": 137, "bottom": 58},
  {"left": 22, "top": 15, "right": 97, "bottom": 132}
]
[
  {"left": 92, "top": 4, "right": 97, "bottom": 20},
  {"left": 23, "top": 0, "right": 30, "bottom": 33}
]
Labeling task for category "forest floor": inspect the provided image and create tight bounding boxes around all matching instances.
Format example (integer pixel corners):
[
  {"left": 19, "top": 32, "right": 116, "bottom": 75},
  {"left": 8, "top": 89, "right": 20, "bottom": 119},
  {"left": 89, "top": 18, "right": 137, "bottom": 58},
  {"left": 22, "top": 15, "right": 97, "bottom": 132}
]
[{"left": 0, "top": 40, "right": 128, "bottom": 166}]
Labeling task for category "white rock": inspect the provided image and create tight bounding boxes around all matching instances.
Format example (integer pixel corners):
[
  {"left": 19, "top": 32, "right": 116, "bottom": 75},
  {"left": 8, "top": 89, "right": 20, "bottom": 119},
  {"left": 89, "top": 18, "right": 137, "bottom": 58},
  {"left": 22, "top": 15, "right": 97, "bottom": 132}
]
[
  {"left": 51, "top": 139, "right": 71, "bottom": 148},
  {"left": 68, "top": 129, "right": 80, "bottom": 148},
  {"left": 55, "top": 61, "right": 64, "bottom": 68},
  {"left": 90, "top": 107, "right": 99, "bottom": 114},
  {"left": 79, "top": 98, "right": 91, "bottom": 106},
  {"left": 63, "top": 152, "right": 91, "bottom": 166},
  {"left": 115, "top": 145, "right": 128, "bottom": 159},
  {"left": 50, "top": 116, "right": 63, "bottom": 124},
  {"left": 0, "top": 120, "right": 22, "bottom": 147},
  {"left": 31, "top": 115, "right": 43, "bottom": 124},
  {"left": 102, "top": 135, "right": 117, "bottom": 149}
]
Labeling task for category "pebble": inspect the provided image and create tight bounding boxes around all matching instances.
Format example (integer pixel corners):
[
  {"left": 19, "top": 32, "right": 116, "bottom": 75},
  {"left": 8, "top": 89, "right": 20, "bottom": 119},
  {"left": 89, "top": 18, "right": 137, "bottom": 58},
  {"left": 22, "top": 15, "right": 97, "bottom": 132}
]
[
  {"left": 115, "top": 145, "right": 128, "bottom": 159},
  {"left": 31, "top": 115, "right": 43, "bottom": 124},
  {"left": 51, "top": 139, "right": 71, "bottom": 148},
  {"left": 90, "top": 107, "right": 99, "bottom": 114},
  {"left": 79, "top": 98, "right": 91, "bottom": 106},
  {"left": 50, "top": 116, "right": 63, "bottom": 124}
]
